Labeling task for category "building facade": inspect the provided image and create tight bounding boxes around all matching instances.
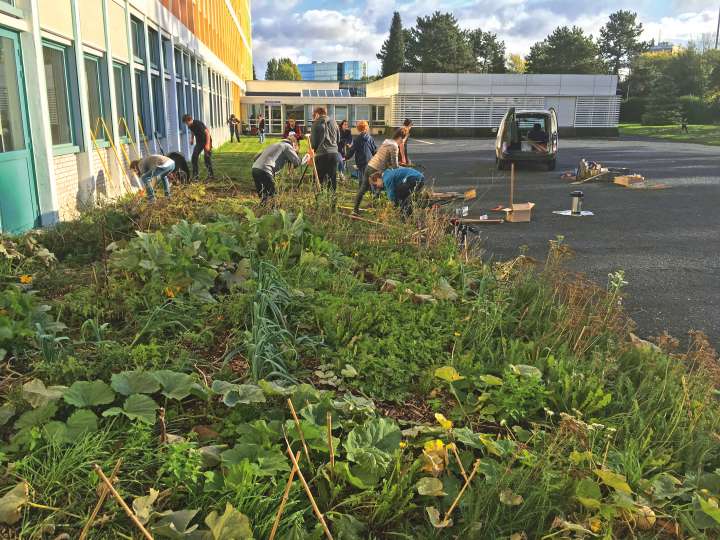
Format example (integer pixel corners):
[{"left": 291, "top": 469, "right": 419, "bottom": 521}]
[
  {"left": 298, "top": 60, "right": 367, "bottom": 82},
  {"left": 366, "top": 73, "right": 621, "bottom": 136},
  {"left": 0, "top": 0, "right": 251, "bottom": 234}
]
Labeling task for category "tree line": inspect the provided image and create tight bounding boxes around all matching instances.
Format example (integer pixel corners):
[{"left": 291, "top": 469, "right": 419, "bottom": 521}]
[{"left": 377, "top": 10, "right": 646, "bottom": 77}]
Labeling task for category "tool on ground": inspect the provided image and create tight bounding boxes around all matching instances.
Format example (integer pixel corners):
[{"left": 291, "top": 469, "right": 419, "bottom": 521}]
[
  {"left": 305, "top": 134, "right": 321, "bottom": 191},
  {"left": 570, "top": 190, "right": 584, "bottom": 215}
]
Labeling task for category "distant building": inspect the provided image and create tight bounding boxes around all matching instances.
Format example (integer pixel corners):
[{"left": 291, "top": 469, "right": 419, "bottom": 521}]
[
  {"left": 647, "top": 42, "right": 683, "bottom": 54},
  {"left": 298, "top": 60, "right": 367, "bottom": 82}
]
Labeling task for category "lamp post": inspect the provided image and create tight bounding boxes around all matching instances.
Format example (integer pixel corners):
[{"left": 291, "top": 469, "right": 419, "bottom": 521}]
[{"left": 715, "top": 6, "right": 720, "bottom": 49}]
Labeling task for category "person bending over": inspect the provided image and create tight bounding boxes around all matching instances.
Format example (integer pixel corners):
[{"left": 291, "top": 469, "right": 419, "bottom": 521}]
[
  {"left": 251, "top": 135, "right": 302, "bottom": 203},
  {"left": 183, "top": 114, "right": 215, "bottom": 180},
  {"left": 352, "top": 127, "right": 406, "bottom": 215},
  {"left": 310, "top": 107, "right": 340, "bottom": 191},
  {"left": 129, "top": 154, "right": 175, "bottom": 202},
  {"left": 369, "top": 166, "right": 425, "bottom": 216}
]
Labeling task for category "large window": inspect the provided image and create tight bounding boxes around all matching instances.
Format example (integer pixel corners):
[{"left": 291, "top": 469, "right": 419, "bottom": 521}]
[
  {"left": 113, "top": 62, "right": 132, "bottom": 138},
  {"left": 151, "top": 75, "right": 165, "bottom": 136},
  {"left": 176, "top": 81, "right": 184, "bottom": 128},
  {"left": 84, "top": 55, "right": 111, "bottom": 140},
  {"left": 130, "top": 17, "right": 145, "bottom": 63},
  {"left": 162, "top": 37, "right": 172, "bottom": 73},
  {"left": 147, "top": 27, "right": 160, "bottom": 69},
  {"left": 135, "top": 71, "right": 151, "bottom": 138},
  {"left": 42, "top": 42, "right": 75, "bottom": 147}
]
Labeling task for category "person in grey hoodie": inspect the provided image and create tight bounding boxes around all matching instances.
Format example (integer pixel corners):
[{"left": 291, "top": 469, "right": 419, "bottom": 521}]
[
  {"left": 352, "top": 127, "right": 406, "bottom": 214},
  {"left": 251, "top": 135, "right": 301, "bottom": 203},
  {"left": 310, "top": 107, "right": 340, "bottom": 191},
  {"left": 129, "top": 154, "right": 176, "bottom": 201}
]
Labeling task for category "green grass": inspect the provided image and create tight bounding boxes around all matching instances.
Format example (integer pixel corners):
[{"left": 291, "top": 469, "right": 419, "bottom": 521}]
[
  {"left": 2, "top": 142, "right": 720, "bottom": 538},
  {"left": 620, "top": 122, "right": 720, "bottom": 145}
]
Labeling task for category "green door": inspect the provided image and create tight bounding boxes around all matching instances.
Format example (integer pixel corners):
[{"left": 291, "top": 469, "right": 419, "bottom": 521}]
[{"left": 0, "top": 28, "right": 39, "bottom": 234}]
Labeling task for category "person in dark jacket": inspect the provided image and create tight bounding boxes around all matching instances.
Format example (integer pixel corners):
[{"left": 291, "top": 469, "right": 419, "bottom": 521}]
[
  {"left": 337, "top": 119, "right": 353, "bottom": 179},
  {"left": 369, "top": 166, "right": 425, "bottom": 216},
  {"left": 183, "top": 114, "right": 214, "bottom": 180},
  {"left": 283, "top": 117, "right": 302, "bottom": 139},
  {"left": 257, "top": 114, "right": 266, "bottom": 144},
  {"left": 310, "top": 107, "right": 340, "bottom": 191},
  {"left": 251, "top": 135, "right": 302, "bottom": 203},
  {"left": 345, "top": 120, "right": 377, "bottom": 182},
  {"left": 228, "top": 114, "right": 240, "bottom": 142}
]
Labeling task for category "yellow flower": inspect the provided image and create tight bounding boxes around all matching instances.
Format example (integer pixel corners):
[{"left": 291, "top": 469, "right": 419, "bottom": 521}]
[
  {"left": 453, "top": 331, "right": 461, "bottom": 337},
  {"left": 434, "top": 413, "right": 453, "bottom": 431},
  {"left": 589, "top": 518, "right": 602, "bottom": 533},
  {"left": 424, "top": 439, "right": 445, "bottom": 453},
  {"left": 399, "top": 441, "right": 407, "bottom": 449},
  {"left": 19, "top": 274, "right": 32, "bottom": 284},
  {"left": 164, "top": 287, "right": 176, "bottom": 298},
  {"left": 421, "top": 439, "right": 448, "bottom": 474}
]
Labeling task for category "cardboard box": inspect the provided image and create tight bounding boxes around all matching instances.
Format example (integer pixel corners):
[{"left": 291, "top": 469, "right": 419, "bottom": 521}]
[
  {"left": 503, "top": 202, "right": 535, "bottom": 223},
  {"left": 614, "top": 175, "right": 645, "bottom": 187}
]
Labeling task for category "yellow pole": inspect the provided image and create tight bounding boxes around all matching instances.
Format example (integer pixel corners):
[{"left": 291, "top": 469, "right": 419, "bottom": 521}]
[
  {"left": 98, "top": 117, "right": 132, "bottom": 192},
  {"left": 136, "top": 114, "right": 151, "bottom": 155}
]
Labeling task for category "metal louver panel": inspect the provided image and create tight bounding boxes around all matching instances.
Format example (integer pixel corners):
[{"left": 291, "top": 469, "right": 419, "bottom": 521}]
[{"left": 574, "top": 96, "right": 621, "bottom": 127}]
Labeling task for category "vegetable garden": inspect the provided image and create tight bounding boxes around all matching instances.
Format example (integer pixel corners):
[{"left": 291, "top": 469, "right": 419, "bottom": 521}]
[{"left": 1, "top": 139, "right": 719, "bottom": 539}]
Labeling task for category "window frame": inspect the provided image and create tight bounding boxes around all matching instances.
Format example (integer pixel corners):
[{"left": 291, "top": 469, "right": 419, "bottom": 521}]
[
  {"left": 150, "top": 73, "right": 165, "bottom": 137},
  {"left": 42, "top": 40, "right": 79, "bottom": 154},
  {"left": 147, "top": 26, "right": 160, "bottom": 71},
  {"left": 130, "top": 17, "right": 145, "bottom": 65},
  {"left": 83, "top": 53, "right": 112, "bottom": 144},
  {"left": 113, "top": 61, "right": 133, "bottom": 143}
]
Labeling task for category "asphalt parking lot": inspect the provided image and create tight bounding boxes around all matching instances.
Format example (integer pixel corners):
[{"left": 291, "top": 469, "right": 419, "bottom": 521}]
[{"left": 410, "top": 137, "right": 720, "bottom": 345}]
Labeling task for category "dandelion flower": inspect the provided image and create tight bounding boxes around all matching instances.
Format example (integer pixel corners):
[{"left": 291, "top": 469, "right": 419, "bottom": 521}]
[
  {"left": 19, "top": 275, "right": 32, "bottom": 284},
  {"left": 434, "top": 413, "right": 453, "bottom": 431}
]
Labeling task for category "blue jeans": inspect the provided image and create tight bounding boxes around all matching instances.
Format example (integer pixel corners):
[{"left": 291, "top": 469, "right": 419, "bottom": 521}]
[
  {"left": 141, "top": 162, "right": 175, "bottom": 201},
  {"left": 258, "top": 130, "right": 265, "bottom": 143}
]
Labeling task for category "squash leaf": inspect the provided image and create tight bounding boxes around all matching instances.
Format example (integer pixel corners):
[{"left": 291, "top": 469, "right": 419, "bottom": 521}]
[
  {"left": 205, "top": 503, "right": 253, "bottom": 539},
  {"left": 22, "top": 379, "right": 67, "bottom": 408},
  {"left": 111, "top": 371, "right": 161, "bottom": 396},
  {"left": 63, "top": 380, "right": 115, "bottom": 408}
]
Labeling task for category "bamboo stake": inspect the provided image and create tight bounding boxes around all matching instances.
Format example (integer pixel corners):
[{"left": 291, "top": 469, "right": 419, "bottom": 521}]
[
  {"left": 510, "top": 162, "right": 515, "bottom": 209},
  {"left": 326, "top": 411, "right": 335, "bottom": 468},
  {"left": 340, "top": 212, "right": 403, "bottom": 230},
  {"left": 268, "top": 451, "right": 301, "bottom": 540},
  {"left": 443, "top": 460, "right": 480, "bottom": 524},
  {"left": 287, "top": 398, "right": 313, "bottom": 469},
  {"left": 285, "top": 446, "right": 334, "bottom": 540},
  {"left": 158, "top": 407, "right": 167, "bottom": 444},
  {"left": 79, "top": 459, "right": 123, "bottom": 540},
  {"left": 92, "top": 464, "right": 154, "bottom": 540},
  {"left": 449, "top": 444, "right": 469, "bottom": 483},
  {"left": 305, "top": 135, "right": 322, "bottom": 191}
]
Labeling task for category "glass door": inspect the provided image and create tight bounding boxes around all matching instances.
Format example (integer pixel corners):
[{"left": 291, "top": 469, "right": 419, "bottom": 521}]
[
  {"left": 264, "top": 104, "right": 282, "bottom": 134},
  {"left": 0, "top": 28, "right": 38, "bottom": 233}
]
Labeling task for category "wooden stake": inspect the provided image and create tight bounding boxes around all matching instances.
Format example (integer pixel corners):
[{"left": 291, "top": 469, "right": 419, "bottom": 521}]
[
  {"left": 444, "top": 460, "right": 480, "bottom": 524},
  {"left": 449, "top": 444, "right": 469, "bottom": 483},
  {"left": 158, "top": 407, "right": 167, "bottom": 445},
  {"left": 327, "top": 412, "right": 335, "bottom": 468},
  {"left": 269, "top": 451, "right": 301, "bottom": 540},
  {"left": 305, "top": 135, "right": 321, "bottom": 191},
  {"left": 285, "top": 446, "right": 334, "bottom": 540},
  {"left": 510, "top": 162, "right": 515, "bottom": 209},
  {"left": 340, "top": 212, "right": 402, "bottom": 229},
  {"left": 93, "top": 464, "right": 154, "bottom": 540},
  {"left": 287, "top": 398, "right": 313, "bottom": 469},
  {"left": 79, "top": 459, "right": 123, "bottom": 540}
]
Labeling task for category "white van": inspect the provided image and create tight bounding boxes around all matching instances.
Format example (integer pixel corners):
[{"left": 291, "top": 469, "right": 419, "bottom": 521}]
[{"left": 494, "top": 108, "right": 559, "bottom": 171}]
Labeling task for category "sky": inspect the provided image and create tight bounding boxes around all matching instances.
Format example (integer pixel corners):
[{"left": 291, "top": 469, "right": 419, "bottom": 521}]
[{"left": 250, "top": 0, "right": 720, "bottom": 78}]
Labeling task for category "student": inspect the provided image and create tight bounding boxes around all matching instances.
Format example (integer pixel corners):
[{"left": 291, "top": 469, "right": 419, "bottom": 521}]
[
  {"left": 337, "top": 119, "right": 353, "bottom": 180},
  {"left": 283, "top": 117, "right": 302, "bottom": 139},
  {"left": 399, "top": 118, "right": 413, "bottom": 165},
  {"left": 527, "top": 122, "right": 548, "bottom": 151},
  {"left": 129, "top": 154, "right": 175, "bottom": 202},
  {"left": 369, "top": 166, "right": 425, "bottom": 216},
  {"left": 258, "top": 114, "right": 266, "bottom": 143},
  {"left": 310, "top": 107, "right": 340, "bottom": 191},
  {"left": 228, "top": 114, "right": 240, "bottom": 142},
  {"left": 182, "top": 114, "right": 215, "bottom": 180},
  {"left": 352, "top": 127, "right": 406, "bottom": 215},
  {"left": 345, "top": 120, "right": 377, "bottom": 183},
  {"left": 251, "top": 135, "right": 302, "bottom": 203}
]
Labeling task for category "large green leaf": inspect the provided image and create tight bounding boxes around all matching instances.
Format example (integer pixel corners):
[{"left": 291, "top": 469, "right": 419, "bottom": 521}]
[
  {"left": 153, "top": 371, "right": 195, "bottom": 401},
  {"left": 416, "top": 477, "right": 446, "bottom": 497},
  {"left": 14, "top": 402, "right": 58, "bottom": 430},
  {"left": 327, "top": 512, "right": 366, "bottom": 540},
  {"left": 205, "top": 503, "right": 253, "bottom": 539},
  {"left": 103, "top": 394, "right": 158, "bottom": 425},
  {"left": 211, "top": 381, "right": 266, "bottom": 407},
  {"left": 509, "top": 364, "right": 543, "bottom": 379},
  {"left": 22, "top": 379, "right": 67, "bottom": 408},
  {"left": 111, "top": 371, "right": 161, "bottom": 396},
  {"left": 335, "top": 461, "right": 381, "bottom": 489},
  {"left": 66, "top": 409, "right": 99, "bottom": 437},
  {"left": 0, "top": 403, "right": 16, "bottom": 426},
  {"left": 595, "top": 469, "right": 632, "bottom": 495},
  {"left": 0, "top": 482, "right": 29, "bottom": 525},
  {"left": 344, "top": 418, "right": 401, "bottom": 459},
  {"left": 63, "top": 380, "right": 115, "bottom": 408},
  {"left": 575, "top": 478, "right": 602, "bottom": 509},
  {"left": 133, "top": 488, "right": 159, "bottom": 525},
  {"left": 151, "top": 509, "right": 205, "bottom": 539}
]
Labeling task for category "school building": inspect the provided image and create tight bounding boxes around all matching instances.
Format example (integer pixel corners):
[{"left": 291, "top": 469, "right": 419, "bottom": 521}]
[{"left": 0, "top": 0, "right": 252, "bottom": 234}]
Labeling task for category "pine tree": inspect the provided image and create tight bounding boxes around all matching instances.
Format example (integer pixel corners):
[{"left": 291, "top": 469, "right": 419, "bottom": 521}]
[
  {"left": 642, "top": 73, "right": 681, "bottom": 125},
  {"left": 377, "top": 12, "right": 405, "bottom": 77},
  {"left": 468, "top": 29, "right": 506, "bottom": 73},
  {"left": 599, "top": 10, "right": 647, "bottom": 74},
  {"left": 526, "top": 26, "right": 603, "bottom": 74},
  {"left": 404, "top": 12, "right": 476, "bottom": 73}
]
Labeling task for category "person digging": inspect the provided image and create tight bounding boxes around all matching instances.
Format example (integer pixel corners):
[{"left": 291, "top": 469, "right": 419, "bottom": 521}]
[
  {"left": 368, "top": 166, "right": 426, "bottom": 217},
  {"left": 251, "top": 134, "right": 303, "bottom": 204}
]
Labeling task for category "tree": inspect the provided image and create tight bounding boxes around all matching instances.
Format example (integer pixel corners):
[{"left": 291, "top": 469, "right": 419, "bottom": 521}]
[
  {"left": 377, "top": 12, "right": 405, "bottom": 77},
  {"left": 506, "top": 53, "right": 526, "bottom": 74},
  {"left": 252, "top": 64, "right": 257, "bottom": 80},
  {"left": 525, "top": 26, "right": 604, "bottom": 74},
  {"left": 642, "top": 73, "right": 681, "bottom": 125},
  {"left": 599, "top": 10, "right": 648, "bottom": 74},
  {"left": 265, "top": 58, "right": 301, "bottom": 81},
  {"left": 404, "top": 11, "right": 476, "bottom": 73},
  {"left": 468, "top": 29, "right": 506, "bottom": 73}
]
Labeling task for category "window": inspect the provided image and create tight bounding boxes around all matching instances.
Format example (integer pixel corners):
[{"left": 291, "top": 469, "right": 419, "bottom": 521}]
[
  {"left": 372, "top": 105, "right": 385, "bottom": 123},
  {"left": 174, "top": 48, "right": 182, "bottom": 78},
  {"left": 162, "top": 37, "right": 171, "bottom": 73},
  {"left": 147, "top": 27, "right": 160, "bottom": 69},
  {"left": 151, "top": 74, "right": 165, "bottom": 136},
  {"left": 176, "top": 81, "right": 184, "bottom": 128},
  {"left": 113, "top": 63, "right": 133, "bottom": 138},
  {"left": 131, "top": 17, "right": 145, "bottom": 63},
  {"left": 42, "top": 43, "right": 75, "bottom": 147},
  {"left": 84, "top": 55, "right": 111, "bottom": 140},
  {"left": 355, "top": 105, "right": 370, "bottom": 124},
  {"left": 135, "top": 71, "right": 151, "bottom": 138}
]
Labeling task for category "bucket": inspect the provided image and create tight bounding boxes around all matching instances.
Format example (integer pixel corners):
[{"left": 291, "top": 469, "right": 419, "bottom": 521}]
[{"left": 570, "top": 191, "right": 584, "bottom": 215}]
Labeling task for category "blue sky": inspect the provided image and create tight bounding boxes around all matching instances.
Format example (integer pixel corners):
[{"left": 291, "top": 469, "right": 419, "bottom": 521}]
[{"left": 251, "top": 0, "right": 719, "bottom": 78}]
